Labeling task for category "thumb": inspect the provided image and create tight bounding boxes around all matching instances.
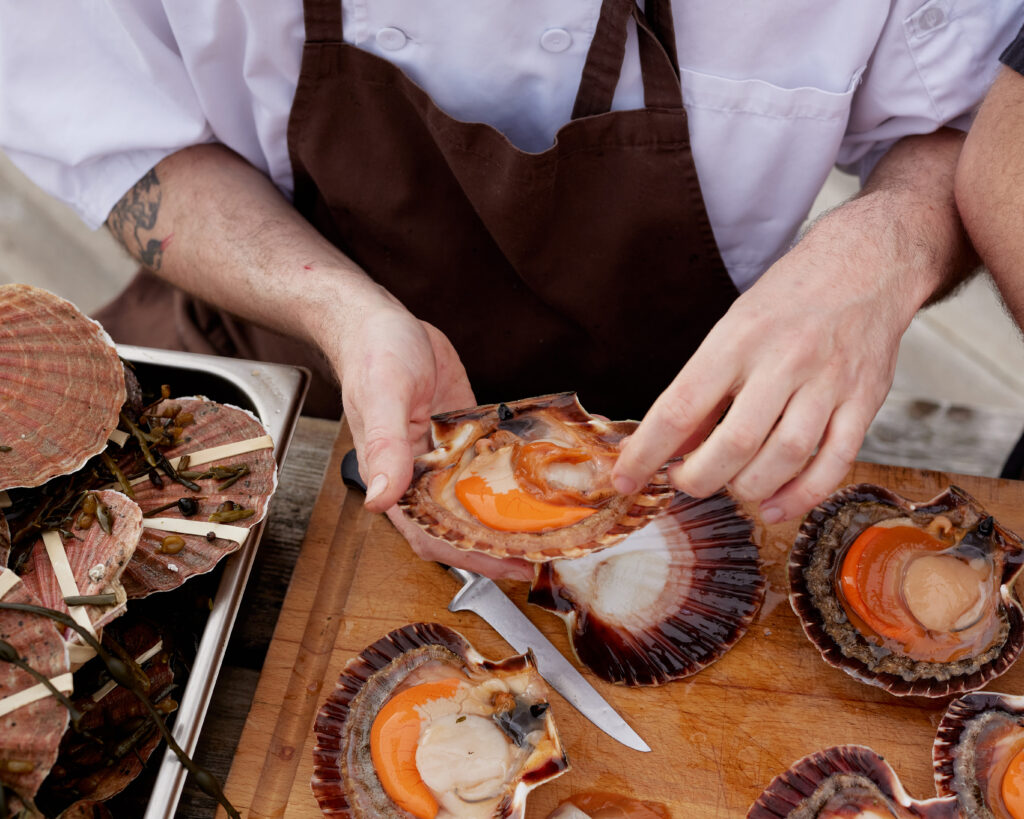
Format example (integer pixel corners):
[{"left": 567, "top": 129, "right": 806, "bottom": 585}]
[{"left": 355, "top": 388, "right": 418, "bottom": 514}]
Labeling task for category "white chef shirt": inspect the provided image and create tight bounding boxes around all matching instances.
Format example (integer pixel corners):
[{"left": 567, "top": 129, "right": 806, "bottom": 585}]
[{"left": 0, "top": 0, "right": 1019, "bottom": 292}]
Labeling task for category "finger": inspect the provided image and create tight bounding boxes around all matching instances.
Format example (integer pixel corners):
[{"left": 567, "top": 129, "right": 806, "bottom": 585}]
[
  {"left": 727, "top": 383, "right": 836, "bottom": 503},
  {"left": 386, "top": 507, "right": 534, "bottom": 581},
  {"left": 758, "top": 400, "right": 869, "bottom": 523},
  {"left": 670, "top": 371, "right": 794, "bottom": 498},
  {"left": 612, "top": 358, "right": 738, "bottom": 495},
  {"left": 351, "top": 368, "right": 419, "bottom": 513}
]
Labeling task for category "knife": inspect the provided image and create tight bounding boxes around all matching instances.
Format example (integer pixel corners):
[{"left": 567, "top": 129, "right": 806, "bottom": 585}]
[{"left": 340, "top": 448, "right": 651, "bottom": 752}]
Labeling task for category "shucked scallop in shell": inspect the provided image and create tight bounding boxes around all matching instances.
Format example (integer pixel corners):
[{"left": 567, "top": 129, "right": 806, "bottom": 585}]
[
  {"left": 789, "top": 484, "right": 1024, "bottom": 697},
  {"left": 397, "top": 393, "right": 674, "bottom": 562},
  {"left": 0, "top": 284, "right": 126, "bottom": 492},
  {"left": 529, "top": 489, "right": 764, "bottom": 686},
  {"left": 311, "top": 622, "right": 568, "bottom": 818},
  {"left": 933, "top": 691, "right": 1024, "bottom": 819}
]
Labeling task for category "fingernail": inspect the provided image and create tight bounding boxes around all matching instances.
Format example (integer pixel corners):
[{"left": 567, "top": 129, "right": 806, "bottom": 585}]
[
  {"left": 761, "top": 506, "right": 784, "bottom": 524},
  {"left": 365, "top": 474, "right": 388, "bottom": 504},
  {"left": 613, "top": 475, "right": 638, "bottom": 495}
]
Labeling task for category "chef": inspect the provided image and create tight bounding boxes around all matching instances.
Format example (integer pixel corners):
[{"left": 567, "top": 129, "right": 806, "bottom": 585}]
[
  {"left": 1, "top": 1, "right": 1019, "bottom": 578},
  {"left": 955, "top": 21, "right": 1024, "bottom": 481}
]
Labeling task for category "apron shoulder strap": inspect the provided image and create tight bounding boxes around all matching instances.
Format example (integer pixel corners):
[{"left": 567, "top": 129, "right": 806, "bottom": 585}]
[
  {"left": 572, "top": 0, "right": 683, "bottom": 119},
  {"left": 303, "top": 0, "right": 344, "bottom": 44}
]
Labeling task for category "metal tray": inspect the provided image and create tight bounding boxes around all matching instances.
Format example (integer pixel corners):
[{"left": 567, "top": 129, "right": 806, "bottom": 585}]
[{"left": 113, "top": 344, "right": 309, "bottom": 818}]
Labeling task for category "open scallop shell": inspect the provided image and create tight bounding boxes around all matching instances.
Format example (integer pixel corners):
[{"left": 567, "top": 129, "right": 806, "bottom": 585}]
[
  {"left": 0, "top": 568, "right": 71, "bottom": 810},
  {"left": 121, "top": 397, "right": 277, "bottom": 598},
  {"left": 529, "top": 490, "right": 763, "bottom": 685},
  {"left": 933, "top": 691, "right": 1024, "bottom": 817},
  {"left": 789, "top": 484, "right": 1024, "bottom": 697},
  {"left": 0, "top": 284, "right": 126, "bottom": 492},
  {"left": 311, "top": 622, "right": 569, "bottom": 818},
  {"left": 748, "top": 745, "right": 959, "bottom": 818},
  {"left": 18, "top": 490, "right": 141, "bottom": 666},
  {"left": 39, "top": 620, "right": 175, "bottom": 811},
  {"left": 397, "top": 393, "right": 674, "bottom": 561}
]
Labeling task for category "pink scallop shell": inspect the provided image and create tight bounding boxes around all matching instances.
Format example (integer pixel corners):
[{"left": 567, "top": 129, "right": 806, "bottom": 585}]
[
  {"left": 529, "top": 490, "right": 764, "bottom": 686},
  {"left": 121, "top": 397, "right": 277, "bottom": 598},
  {"left": 0, "top": 284, "right": 126, "bottom": 492},
  {"left": 747, "top": 745, "right": 958, "bottom": 819},
  {"left": 312, "top": 622, "right": 569, "bottom": 817},
  {"left": 18, "top": 490, "right": 141, "bottom": 656},
  {"left": 0, "top": 570, "right": 71, "bottom": 809},
  {"left": 789, "top": 483, "right": 1024, "bottom": 697},
  {"left": 398, "top": 393, "right": 674, "bottom": 562}
]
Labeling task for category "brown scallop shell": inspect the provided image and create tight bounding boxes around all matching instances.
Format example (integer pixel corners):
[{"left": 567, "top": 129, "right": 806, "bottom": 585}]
[
  {"left": 40, "top": 620, "right": 175, "bottom": 811},
  {"left": 18, "top": 490, "right": 141, "bottom": 661},
  {"left": 0, "top": 508, "right": 9, "bottom": 568},
  {"left": 397, "top": 393, "right": 674, "bottom": 561},
  {"left": 0, "top": 284, "right": 126, "bottom": 492},
  {"left": 529, "top": 490, "right": 764, "bottom": 686},
  {"left": 121, "top": 397, "right": 277, "bottom": 598},
  {"left": 789, "top": 484, "right": 1024, "bottom": 697},
  {"left": 0, "top": 568, "right": 71, "bottom": 810},
  {"left": 748, "top": 745, "right": 959, "bottom": 819},
  {"left": 933, "top": 690, "right": 1024, "bottom": 817},
  {"left": 311, "top": 622, "right": 569, "bottom": 818}
]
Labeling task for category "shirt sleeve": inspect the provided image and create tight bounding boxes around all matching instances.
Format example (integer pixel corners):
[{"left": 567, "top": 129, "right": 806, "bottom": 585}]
[
  {"left": 1000, "top": 23, "right": 1024, "bottom": 74},
  {"left": 0, "top": 4, "right": 213, "bottom": 229},
  {"left": 837, "top": 0, "right": 1024, "bottom": 182}
]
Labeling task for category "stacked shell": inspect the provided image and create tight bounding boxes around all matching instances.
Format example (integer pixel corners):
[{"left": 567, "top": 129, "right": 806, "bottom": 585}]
[
  {"left": 311, "top": 623, "right": 568, "bottom": 818},
  {"left": 398, "top": 393, "right": 765, "bottom": 687},
  {"left": 789, "top": 483, "right": 1024, "bottom": 697}
]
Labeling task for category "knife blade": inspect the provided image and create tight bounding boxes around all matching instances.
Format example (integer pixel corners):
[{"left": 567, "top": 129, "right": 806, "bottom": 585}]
[{"left": 340, "top": 448, "right": 651, "bottom": 752}]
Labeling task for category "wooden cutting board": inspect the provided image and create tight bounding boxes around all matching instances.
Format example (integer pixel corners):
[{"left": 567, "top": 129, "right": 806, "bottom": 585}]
[{"left": 222, "top": 423, "right": 1024, "bottom": 818}]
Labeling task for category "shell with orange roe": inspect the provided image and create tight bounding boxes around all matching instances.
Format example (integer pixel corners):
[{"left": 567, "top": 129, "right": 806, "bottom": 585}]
[
  {"left": 747, "top": 745, "right": 960, "bottom": 819},
  {"left": 934, "top": 691, "right": 1024, "bottom": 819},
  {"left": 789, "top": 484, "right": 1024, "bottom": 697},
  {"left": 311, "top": 622, "right": 568, "bottom": 818},
  {"left": 397, "top": 393, "right": 674, "bottom": 562}
]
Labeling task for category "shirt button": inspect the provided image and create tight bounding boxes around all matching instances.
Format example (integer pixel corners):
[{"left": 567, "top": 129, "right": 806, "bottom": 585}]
[
  {"left": 376, "top": 27, "right": 408, "bottom": 50},
  {"left": 540, "top": 28, "right": 572, "bottom": 53},
  {"left": 918, "top": 7, "right": 945, "bottom": 31}
]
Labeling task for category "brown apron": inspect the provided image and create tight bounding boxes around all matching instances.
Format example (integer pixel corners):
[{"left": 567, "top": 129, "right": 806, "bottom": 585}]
[{"left": 96, "top": 0, "right": 738, "bottom": 420}]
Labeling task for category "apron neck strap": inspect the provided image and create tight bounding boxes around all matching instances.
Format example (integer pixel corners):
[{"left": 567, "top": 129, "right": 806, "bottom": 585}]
[
  {"left": 303, "top": 0, "right": 343, "bottom": 43},
  {"left": 572, "top": 0, "right": 683, "bottom": 119}
]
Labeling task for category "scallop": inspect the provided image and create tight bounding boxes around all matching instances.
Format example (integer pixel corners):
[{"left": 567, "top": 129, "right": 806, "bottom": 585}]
[
  {"left": 0, "top": 284, "right": 126, "bottom": 492},
  {"left": 311, "top": 622, "right": 568, "bottom": 818},
  {"left": 529, "top": 490, "right": 763, "bottom": 685},
  {"left": 748, "top": 745, "right": 959, "bottom": 818},
  {"left": 0, "top": 567, "right": 71, "bottom": 811},
  {"left": 398, "top": 393, "right": 674, "bottom": 562},
  {"left": 789, "top": 484, "right": 1024, "bottom": 697},
  {"left": 18, "top": 490, "right": 141, "bottom": 667},
  {"left": 121, "top": 397, "right": 277, "bottom": 598},
  {"left": 934, "top": 691, "right": 1024, "bottom": 818}
]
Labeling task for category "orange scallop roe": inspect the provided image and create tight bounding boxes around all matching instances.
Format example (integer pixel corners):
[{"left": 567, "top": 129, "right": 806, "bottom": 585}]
[
  {"left": 1002, "top": 746, "right": 1024, "bottom": 819},
  {"left": 370, "top": 678, "right": 464, "bottom": 818},
  {"left": 455, "top": 473, "right": 595, "bottom": 532},
  {"left": 838, "top": 524, "right": 987, "bottom": 661}
]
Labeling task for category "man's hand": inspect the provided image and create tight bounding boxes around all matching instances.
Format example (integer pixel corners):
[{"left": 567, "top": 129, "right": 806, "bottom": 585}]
[{"left": 613, "top": 129, "right": 977, "bottom": 522}]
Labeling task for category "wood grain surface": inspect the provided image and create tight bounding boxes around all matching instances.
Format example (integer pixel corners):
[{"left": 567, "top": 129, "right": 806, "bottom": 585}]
[{"left": 221, "top": 426, "right": 1024, "bottom": 818}]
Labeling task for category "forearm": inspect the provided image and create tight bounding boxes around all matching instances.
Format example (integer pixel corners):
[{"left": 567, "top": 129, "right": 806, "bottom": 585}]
[
  {"left": 784, "top": 128, "right": 976, "bottom": 325},
  {"left": 956, "top": 68, "right": 1024, "bottom": 329},
  {"left": 105, "top": 143, "right": 399, "bottom": 370}
]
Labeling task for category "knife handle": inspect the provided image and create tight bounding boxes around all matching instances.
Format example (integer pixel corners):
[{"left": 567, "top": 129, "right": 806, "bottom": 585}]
[{"left": 341, "top": 450, "right": 475, "bottom": 585}]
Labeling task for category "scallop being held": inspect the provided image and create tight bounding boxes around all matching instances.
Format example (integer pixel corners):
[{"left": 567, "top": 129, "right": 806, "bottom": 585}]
[
  {"left": 530, "top": 490, "right": 764, "bottom": 685},
  {"left": 397, "top": 393, "right": 674, "bottom": 561},
  {"left": 934, "top": 691, "right": 1024, "bottom": 819},
  {"left": 311, "top": 622, "right": 568, "bottom": 818},
  {"left": 789, "top": 484, "right": 1024, "bottom": 697}
]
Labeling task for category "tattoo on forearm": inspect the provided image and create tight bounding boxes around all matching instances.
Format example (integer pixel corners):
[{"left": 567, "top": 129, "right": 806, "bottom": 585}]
[{"left": 107, "top": 168, "right": 167, "bottom": 271}]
